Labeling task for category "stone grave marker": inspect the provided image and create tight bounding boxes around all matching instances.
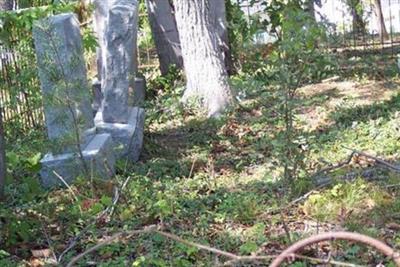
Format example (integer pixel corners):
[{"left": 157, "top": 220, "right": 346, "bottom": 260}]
[{"left": 33, "top": 13, "right": 116, "bottom": 187}]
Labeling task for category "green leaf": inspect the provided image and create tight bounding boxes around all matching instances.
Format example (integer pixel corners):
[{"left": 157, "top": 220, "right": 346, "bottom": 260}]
[
  {"left": 90, "top": 203, "right": 104, "bottom": 215},
  {"left": 100, "top": 195, "right": 112, "bottom": 206},
  {"left": 0, "top": 250, "right": 10, "bottom": 260},
  {"left": 26, "top": 153, "right": 41, "bottom": 166},
  {"left": 239, "top": 241, "right": 258, "bottom": 255}
]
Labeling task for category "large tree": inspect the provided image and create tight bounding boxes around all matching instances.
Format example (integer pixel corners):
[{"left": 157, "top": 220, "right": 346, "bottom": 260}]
[
  {"left": 373, "top": 0, "right": 388, "bottom": 43},
  {"left": 173, "top": 0, "right": 233, "bottom": 117},
  {"left": 146, "top": 0, "right": 183, "bottom": 75},
  {"left": 304, "top": 0, "right": 316, "bottom": 22},
  {"left": 0, "top": 0, "right": 12, "bottom": 10},
  {"left": 210, "top": 0, "right": 233, "bottom": 74},
  {"left": 344, "top": 0, "right": 366, "bottom": 35}
]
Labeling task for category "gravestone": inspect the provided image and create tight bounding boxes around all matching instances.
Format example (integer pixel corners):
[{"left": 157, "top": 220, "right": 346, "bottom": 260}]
[
  {"left": 132, "top": 76, "right": 146, "bottom": 107},
  {"left": 33, "top": 13, "right": 116, "bottom": 188},
  {"left": 93, "top": 0, "right": 108, "bottom": 81},
  {"left": 94, "top": 0, "right": 145, "bottom": 161},
  {"left": 92, "top": 79, "right": 103, "bottom": 113}
]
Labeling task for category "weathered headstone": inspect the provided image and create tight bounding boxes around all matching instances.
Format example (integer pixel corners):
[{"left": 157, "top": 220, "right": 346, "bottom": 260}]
[
  {"left": 101, "top": 0, "right": 138, "bottom": 123},
  {"left": 94, "top": 0, "right": 145, "bottom": 161},
  {"left": 33, "top": 13, "right": 116, "bottom": 187},
  {"left": 132, "top": 77, "right": 146, "bottom": 107},
  {"left": 92, "top": 79, "right": 103, "bottom": 113}
]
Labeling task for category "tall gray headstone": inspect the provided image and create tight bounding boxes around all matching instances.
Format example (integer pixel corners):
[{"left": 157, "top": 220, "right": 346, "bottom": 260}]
[
  {"left": 33, "top": 13, "right": 116, "bottom": 187},
  {"left": 101, "top": 0, "right": 138, "bottom": 123},
  {"left": 33, "top": 13, "right": 95, "bottom": 154},
  {"left": 94, "top": 0, "right": 145, "bottom": 162}
]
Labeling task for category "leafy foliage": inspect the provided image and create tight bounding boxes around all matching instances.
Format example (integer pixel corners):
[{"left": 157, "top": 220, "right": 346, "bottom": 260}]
[
  {"left": 0, "top": 2, "right": 96, "bottom": 139},
  {"left": 2, "top": 0, "right": 400, "bottom": 266}
]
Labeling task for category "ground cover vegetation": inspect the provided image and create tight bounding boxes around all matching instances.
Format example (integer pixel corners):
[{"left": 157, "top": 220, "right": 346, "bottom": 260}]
[{"left": 1, "top": 0, "right": 400, "bottom": 266}]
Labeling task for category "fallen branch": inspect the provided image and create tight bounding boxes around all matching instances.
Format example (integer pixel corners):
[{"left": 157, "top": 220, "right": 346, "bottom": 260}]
[
  {"left": 66, "top": 225, "right": 275, "bottom": 266},
  {"left": 58, "top": 176, "right": 131, "bottom": 263},
  {"left": 66, "top": 225, "right": 158, "bottom": 267},
  {"left": 270, "top": 232, "right": 400, "bottom": 267},
  {"left": 66, "top": 228, "right": 400, "bottom": 267},
  {"left": 313, "top": 152, "right": 356, "bottom": 178},
  {"left": 291, "top": 253, "right": 366, "bottom": 267},
  {"left": 343, "top": 147, "right": 400, "bottom": 172},
  {"left": 154, "top": 230, "right": 238, "bottom": 259},
  {"left": 223, "top": 252, "right": 365, "bottom": 267}
]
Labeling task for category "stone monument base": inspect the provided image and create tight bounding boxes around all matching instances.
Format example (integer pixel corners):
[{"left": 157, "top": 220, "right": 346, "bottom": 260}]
[
  {"left": 40, "top": 133, "right": 115, "bottom": 188},
  {"left": 95, "top": 107, "right": 145, "bottom": 161}
]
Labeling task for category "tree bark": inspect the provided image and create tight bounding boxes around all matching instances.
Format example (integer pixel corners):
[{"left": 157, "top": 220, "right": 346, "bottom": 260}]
[
  {"left": 0, "top": 108, "right": 6, "bottom": 200},
  {"left": 146, "top": 0, "right": 183, "bottom": 75},
  {"left": 305, "top": 0, "right": 316, "bottom": 22},
  {"left": 173, "top": 0, "right": 233, "bottom": 117},
  {"left": 210, "top": 0, "right": 234, "bottom": 75},
  {"left": 0, "top": 0, "right": 12, "bottom": 10},
  {"left": 0, "top": 0, "right": 11, "bottom": 203},
  {"left": 348, "top": 0, "right": 366, "bottom": 35},
  {"left": 373, "top": 0, "right": 388, "bottom": 43}
]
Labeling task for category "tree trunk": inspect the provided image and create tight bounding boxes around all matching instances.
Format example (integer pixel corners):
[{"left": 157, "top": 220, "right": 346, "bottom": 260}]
[
  {"left": 93, "top": 0, "right": 108, "bottom": 81},
  {"left": 146, "top": 0, "right": 183, "bottom": 75},
  {"left": 0, "top": 108, "right": 6, "bottom": 200},
  {"left": 305, "top": 0, "right": 316, "bottom": 22},
  {"left": 0, "top": 0, "right": 11, "bottom": 203},
  {"left": 373, "top": 0, "right": 388, "bottom": 43},
  {"left": 0, "top": 0, "right": 13, "bottom": 10},
  {"left": 349, "top": 0, "right": 366, "bottom": 35},
  {"left": 173, "top": 0, "right": 233, "bottom": 117},
  {"left": 210, "top": 0, "right": 234, "bottom": 75}
]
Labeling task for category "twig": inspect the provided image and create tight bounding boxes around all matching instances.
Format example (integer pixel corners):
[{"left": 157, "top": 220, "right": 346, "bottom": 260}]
[
  {"left": 222, "top": 252, "right": 364, "bottom": 267},
  {"left": 107, "top": 175, "right": 132, "bottom": 217},
  {"left": 386, "top": 183, "right": 400, "bottom": 189},
  {"left": 66, "top": 225, "right": 158, "bottom": 267},
  {"left": 270, "top": 231, "right": 400, "bottom": 267},
  {"left": 291, "top": 253, "right": 366, "bottom": 267},
  {"left": 52, "top": 171, "right": 79, "bottom": 203},
  {"left": 221, "top": 255, "right": 275, "bottom": 266},
  {"left": 80, "top": 19, "right": 93, "bottom": 27},
  {"left": 154, "top": 230, "right": 239, "bottom": 259},
  {"left": 65, "top": 228, "right": 385, "bottom": 267},
  {"left": 66, "top": 225, "right": 275, "bottom": 267},
  {"left": 58, "top": 205, "right": 109, "bottom": 263},
  {"left": 313, "top": 152, "right": 356, "bottom": 177},
  {"left": 187, "top": 158, "right": 197, "bottom": 179},
  {"left": 280, "top": 212, "right": 292, "bottom": 243},
  {"left": 343, "top": 147, "right": 400, "bottom": 172},
  {"left": 58, "top": 226, "right": 89, "bottom": 263},
  {"left": 58, "top": 175, "right": 131, "bottom": 263},
  {"left": 40, "top": 221, "right": 58, "bottom": 264},
  {"left": 262, "top": 183, "right": 327, "bottom": 217},
  {"left": 289, "top": 184, "right": 327, "bottom": 206}
]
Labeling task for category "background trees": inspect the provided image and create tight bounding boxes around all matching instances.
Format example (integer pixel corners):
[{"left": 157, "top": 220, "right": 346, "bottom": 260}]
[
  {"left": 2, "top": 0, "right": 400, "bottom": 265},
  {"left": 0, "top": 106, "right": 5, "bottom": 200},
  {"left": 145, "top": 0, "right": 183, "bottom": 75},
  {"left": 0, "top": 0, "right": 11, "bottom": 202},
  {"left": 373, "top": 0, "right": 388, "bottom": 42}
]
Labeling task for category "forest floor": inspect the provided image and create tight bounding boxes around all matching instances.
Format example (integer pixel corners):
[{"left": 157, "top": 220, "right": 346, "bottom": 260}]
[{"left": 2, "top": 60, "right": 400, "bottom": 266}]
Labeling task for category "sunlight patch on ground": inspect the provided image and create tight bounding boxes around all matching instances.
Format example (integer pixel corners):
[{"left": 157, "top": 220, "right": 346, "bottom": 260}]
[{"left": 297, "top": 80, "right": 400, "bottom": 131}]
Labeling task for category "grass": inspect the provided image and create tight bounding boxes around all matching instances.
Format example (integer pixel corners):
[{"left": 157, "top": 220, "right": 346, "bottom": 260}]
[{"left": 2, "top": 56, "right": 400, "bottom": 266}]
